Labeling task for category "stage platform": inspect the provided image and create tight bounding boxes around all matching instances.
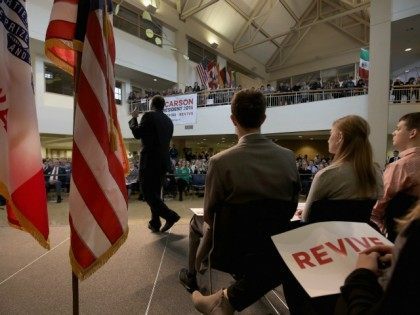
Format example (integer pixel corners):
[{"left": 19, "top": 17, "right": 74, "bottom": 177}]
[{"left": 0, "top": 195, "right": 289, "bottom": 314}]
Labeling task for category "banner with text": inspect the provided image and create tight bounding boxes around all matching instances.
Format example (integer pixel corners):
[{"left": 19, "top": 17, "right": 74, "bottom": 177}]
[
  {"left": 163, "top": 94, "right": 197, "bottom": 125},
  {"left": 271, "top": 222, "right": 392, "bottom": 297}
]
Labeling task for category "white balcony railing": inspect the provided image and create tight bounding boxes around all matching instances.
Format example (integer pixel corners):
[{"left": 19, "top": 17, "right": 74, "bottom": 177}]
[{"left": 128, "top": 85, "right": 420, "bottom": 113}]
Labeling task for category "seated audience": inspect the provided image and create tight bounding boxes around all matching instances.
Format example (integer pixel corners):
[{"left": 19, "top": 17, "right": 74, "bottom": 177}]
[
  {"left": 336, "top": 202, "right": 420, "bottom": 314},
  {"left": 178, "top": 90, "right": 299, "bottom": 314},
  {"left": 301, "top": 115, "right": 383, "bottom": 221},
  {"left": 125, "top": 162, "right": 138, "bottom": 197},
  {"left": 174, "top": 160, "right": 191, "bottom": 201},
  {"left": 372, "top": 112, "right": 420, "bottom": 231}
]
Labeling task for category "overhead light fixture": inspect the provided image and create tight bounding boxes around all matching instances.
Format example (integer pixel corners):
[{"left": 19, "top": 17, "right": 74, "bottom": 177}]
[
  {"left": 405, "top": 47, "right": 412, "bottom": 52},
  {"left": 114, "top": 0, "right": 124, "bottom": 15},
  {"left": 210, "top": 42, "right": 218, "bottom": 49},
  {"left": 142, "top": 11, "right": 152, "bottom": 21},
  {"left": 146, "top": 4, "right": 157, "bottom": 14},
  {"left": 153, "top": 78, "right": 157, "bottom": 82},
  {"left": 145, "top": 28, "right": 154, "bottom": 38}
]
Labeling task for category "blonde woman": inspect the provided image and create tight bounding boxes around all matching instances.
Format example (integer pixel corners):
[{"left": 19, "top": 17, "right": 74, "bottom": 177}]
[
  {"left": 301, "top": 115, "right": 383, "bottom": 221},
  {"left": 336, "top": 202, "right": 420, "bottom": 314}
]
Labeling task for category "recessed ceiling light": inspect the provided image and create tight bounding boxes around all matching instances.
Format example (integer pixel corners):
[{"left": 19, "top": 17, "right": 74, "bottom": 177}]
[
  {"left": 405, "top": 48, "right": 412, "bottom": 52},
  {"left": 153, "top": 78, "right": 157, "bottom": 82}
]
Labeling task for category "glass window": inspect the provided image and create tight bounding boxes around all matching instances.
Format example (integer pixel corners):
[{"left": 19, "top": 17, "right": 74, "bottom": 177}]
[
  {"left": 44, "top": 63, "right": 74, "bottom": 96},
  {"left": 115, "top": 81, "right": 122, "bottom": 105},
  {"left": 113, "top": 2, "right": 162, "bottom": 47},
  {"left": 188, "top": 40, "right": 216, "bottom": 64}
]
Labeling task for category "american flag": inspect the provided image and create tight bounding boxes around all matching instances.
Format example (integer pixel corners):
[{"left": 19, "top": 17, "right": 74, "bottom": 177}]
[
  {"left": 45, "top": 0, "right": 129, "bottom": 280},
  {"left": 0, "top": 0, "right": 49, "bottom": 249},
  {"left": 196, "top": 59, "right": 209, "bottom": 87}
]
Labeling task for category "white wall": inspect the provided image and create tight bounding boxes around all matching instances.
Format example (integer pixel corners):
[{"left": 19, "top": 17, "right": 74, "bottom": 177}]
[
  {"left": 173, "top": 95, "right": 369, "bottom": 137},
  {"left": 28, "top": 0, "right": 178, "bottom": 82},
  {"left": 388, "top": 103, "right": 420, "bottom": 133},
  {"left": 392, "top": 0, "right": 420, "bottom": 21}
]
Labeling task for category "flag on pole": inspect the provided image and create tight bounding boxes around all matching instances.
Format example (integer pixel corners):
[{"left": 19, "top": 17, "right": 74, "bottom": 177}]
[
  {"left": 359, "top": 48, "right": 369, "bottom": 80},
  {"left": 45, "top": 0, "right": 129, "bottom": 280},
  {"left": 0, "top": 0, "right": 49, "bottom": 249},
  {"left": 196, "top": 60, "right": 209, "bottom": 87}
]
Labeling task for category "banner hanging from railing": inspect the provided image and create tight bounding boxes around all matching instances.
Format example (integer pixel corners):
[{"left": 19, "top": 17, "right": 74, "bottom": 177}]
[
  {"left": 163, "top": 93, "right": 197, "bottom": 125},
  {"left": 271, "top": 221, "right": 392, "bottom": 297}
]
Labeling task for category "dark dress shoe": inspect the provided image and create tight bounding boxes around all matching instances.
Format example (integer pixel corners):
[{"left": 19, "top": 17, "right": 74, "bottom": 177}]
[
  {"left": 148, "top": 223, "right": 160, "bottom": 233},
  {"left": 57, "top": 196, "right": 62, "bottom": 203},
  {"left": 160, "top": 214, "right": 180, "bottom": 232},
  {"left": 179, "top": 268, "right": 198, "bottom": 293}
]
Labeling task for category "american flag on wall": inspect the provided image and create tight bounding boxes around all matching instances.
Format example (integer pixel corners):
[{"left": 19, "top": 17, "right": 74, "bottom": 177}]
[
  {"left": 45, "top": 0, "right": 129, "bottom": 280},
  {"left": 196, "top": 59, "right": 209, "bottom": 88},
  {"left": 0, "top": 0, "right": 49, "bottom": 249}
]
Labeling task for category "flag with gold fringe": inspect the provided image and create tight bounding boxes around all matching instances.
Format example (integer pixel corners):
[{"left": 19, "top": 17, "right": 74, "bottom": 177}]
[
  {"left": 0, "top": 0, "right": 49, "bottom": 249},
  {"left": 45, "top": 0, "right": 129, "bottom": 280}
]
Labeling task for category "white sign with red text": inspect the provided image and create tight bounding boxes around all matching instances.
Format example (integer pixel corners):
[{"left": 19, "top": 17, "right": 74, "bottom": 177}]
[
  {"left": 271, "top": 221, "right": 392, "bottom": 297},
  {"left": 163, "top": 94, "right": 197, "bottom": 125}
]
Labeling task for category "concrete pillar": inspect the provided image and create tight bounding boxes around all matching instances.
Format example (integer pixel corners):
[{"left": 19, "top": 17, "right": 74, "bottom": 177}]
[{"left": 367, "top": 0, "right": 391, "bottom": 167}]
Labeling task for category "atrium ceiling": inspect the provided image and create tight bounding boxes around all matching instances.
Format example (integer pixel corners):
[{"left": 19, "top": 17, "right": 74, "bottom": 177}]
[{"left": 166, "top": 0, "right": 370, "bottom": 73}]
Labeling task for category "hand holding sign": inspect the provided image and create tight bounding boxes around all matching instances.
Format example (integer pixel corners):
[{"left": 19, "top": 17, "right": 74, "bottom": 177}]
[
  {"left": 271, "top": 221, "right": 393, "bottom": 297},
  {"left": 357, "top": 245, "right": 393, "bottom": 274}
]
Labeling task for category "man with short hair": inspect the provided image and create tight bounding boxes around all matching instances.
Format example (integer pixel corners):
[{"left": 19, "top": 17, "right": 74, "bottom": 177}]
[
  {"left": 129, "top": 95, "right": 180, "bottom": 233},
  {"left": 179, "top": 90, "right": 300, "bottom": 314},
  {"left": 372, "top": 112, "right": 420, "bottom": 229}
]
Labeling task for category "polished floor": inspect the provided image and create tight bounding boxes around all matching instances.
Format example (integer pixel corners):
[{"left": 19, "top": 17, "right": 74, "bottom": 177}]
[{"left": 0, "top": 193, "right": 288, "bottom": 314}]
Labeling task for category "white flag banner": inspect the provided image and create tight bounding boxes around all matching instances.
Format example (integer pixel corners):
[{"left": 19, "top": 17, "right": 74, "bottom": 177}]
[
  {"left": 0, "top": 0, "right": 49, "bottom": 248},
  {"left": 272, "top": 222, "right": 392, "bottom": 298},
  {"left": 163, "top": 93, "right": 197, "bottom": 125}
]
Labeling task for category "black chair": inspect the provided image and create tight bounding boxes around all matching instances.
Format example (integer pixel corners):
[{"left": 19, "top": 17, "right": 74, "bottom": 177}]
[
  {"left": 208, "top": 198, "right": 297, "bottom": 291},
  {"left": 306, "top": 198, "right": 376, "bottom": 223},
  {"left": 287, "top": 198, "right": 378, "bottom": 315},
  {"left": 191, "top": 174, "right": 206, "bottom": 196},
  {"left": 384, "top": 192, "right": 418, "bottom": 242}
]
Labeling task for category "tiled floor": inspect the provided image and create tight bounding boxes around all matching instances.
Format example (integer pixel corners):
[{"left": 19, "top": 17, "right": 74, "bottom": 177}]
[{"left": 0, "top": 194, "right": 284, "bottom": 314}]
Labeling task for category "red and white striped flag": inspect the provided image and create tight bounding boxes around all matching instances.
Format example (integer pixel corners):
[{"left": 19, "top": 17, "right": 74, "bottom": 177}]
[
  {"left": 0, "top": 0, "right": 49, "bottom": 248},
  {"left": 45, "top": 0, "right": 129, "bottom": 280},
  {"left": 196, "top": 61, "right": 209, "bottom": 88}
]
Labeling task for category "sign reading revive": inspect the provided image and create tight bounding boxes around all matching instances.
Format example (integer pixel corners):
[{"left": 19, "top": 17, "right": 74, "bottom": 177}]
[{"left": 272, "top": 222, "right": 392, "bottom": 297}]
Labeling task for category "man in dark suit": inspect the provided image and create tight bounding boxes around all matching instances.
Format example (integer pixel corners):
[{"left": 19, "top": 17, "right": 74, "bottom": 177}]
[
  {"left": 44, "top": 159, "right": 67, "bottom": 203},
  {"left": 129, "top": 95, "right": 180, "bottom": 233}
]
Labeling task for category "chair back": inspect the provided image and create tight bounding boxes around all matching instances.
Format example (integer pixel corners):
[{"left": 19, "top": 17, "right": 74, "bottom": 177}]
[
  {"left": 210, "top": 198, "right": 297, "bottom": 274},
  {"left": 306, "top": 199, "right": 376, "bottom": 223},
  {"left": 191, "top": 174, "right": 206, "bottom": 187},
  {"left": 385, "top": 192, "right": 418, "bottom": 242}
]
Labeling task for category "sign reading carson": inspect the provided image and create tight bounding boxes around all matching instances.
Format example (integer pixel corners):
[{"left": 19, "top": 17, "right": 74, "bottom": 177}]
[{"left": 163, "top": 93, "right": 197, "bottom": 125}]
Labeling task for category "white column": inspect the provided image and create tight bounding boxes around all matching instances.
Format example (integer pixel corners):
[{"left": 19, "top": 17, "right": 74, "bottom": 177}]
[
  {"left": 175, "top": 29, "right": 188, "bottom": 91},
  {"left": 367, "top": 0, "right": 392, "bottom": 167}
]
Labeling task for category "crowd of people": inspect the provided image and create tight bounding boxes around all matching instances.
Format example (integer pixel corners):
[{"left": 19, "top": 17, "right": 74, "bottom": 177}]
[
  {"left": 174, "top": 91, "right": 419, "bottom": 314},
  {"left": 391, "top": 76, "right": 420, "bottom": 103}
]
